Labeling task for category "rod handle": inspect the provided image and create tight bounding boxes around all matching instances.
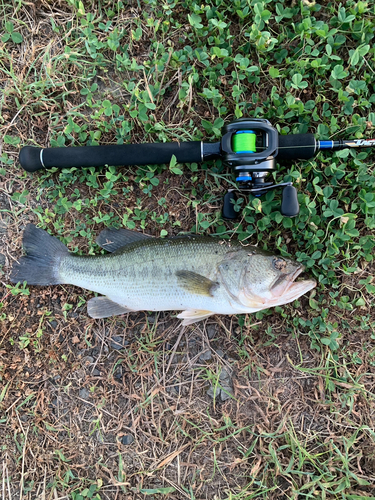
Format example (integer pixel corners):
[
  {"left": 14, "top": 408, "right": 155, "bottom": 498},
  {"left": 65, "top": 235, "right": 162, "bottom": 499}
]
[
  {"left": 278, "top": 134, "right": 316, "bottom": 160},
  {"left": 19, "top": 146, "right": 45, "bottom": 172},
  {"left": 19, "top": 142, "right": 203, "bottom": 172}
]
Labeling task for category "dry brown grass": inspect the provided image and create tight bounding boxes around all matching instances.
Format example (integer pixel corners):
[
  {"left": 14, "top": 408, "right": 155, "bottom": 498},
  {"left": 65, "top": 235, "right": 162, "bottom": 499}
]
[{"left": 1, "top": 0, "right": 375, "bottom": 499}]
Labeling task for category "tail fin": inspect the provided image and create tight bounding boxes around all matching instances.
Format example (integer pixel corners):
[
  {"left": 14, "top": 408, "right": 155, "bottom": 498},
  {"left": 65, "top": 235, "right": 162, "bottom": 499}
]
[{"left": 10, "top": 224, "right": 69, "bottom": 285}]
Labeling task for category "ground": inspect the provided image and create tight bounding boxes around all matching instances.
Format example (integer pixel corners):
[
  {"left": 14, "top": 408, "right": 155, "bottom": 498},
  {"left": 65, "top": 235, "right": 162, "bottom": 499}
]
[{"left": 1, "top": 0, "right": 375, "bottom": 499}]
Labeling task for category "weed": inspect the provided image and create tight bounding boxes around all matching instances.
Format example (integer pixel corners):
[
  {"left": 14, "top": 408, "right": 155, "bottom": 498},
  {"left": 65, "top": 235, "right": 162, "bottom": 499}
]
[{"left": 1, "top": 0, "right": 375, "bottom": 498}]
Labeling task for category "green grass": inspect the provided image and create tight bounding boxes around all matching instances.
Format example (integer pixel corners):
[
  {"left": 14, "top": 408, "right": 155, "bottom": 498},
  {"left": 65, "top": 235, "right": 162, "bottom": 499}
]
[{"left": 1, "top": 0, "right": 375, "bottom": 498}]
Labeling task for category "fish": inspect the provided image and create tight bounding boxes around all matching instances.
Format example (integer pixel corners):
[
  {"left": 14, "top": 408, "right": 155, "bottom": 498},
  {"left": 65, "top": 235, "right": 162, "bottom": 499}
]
[{"left": 10, "top": 224, "right": 317, "bottom": 325}]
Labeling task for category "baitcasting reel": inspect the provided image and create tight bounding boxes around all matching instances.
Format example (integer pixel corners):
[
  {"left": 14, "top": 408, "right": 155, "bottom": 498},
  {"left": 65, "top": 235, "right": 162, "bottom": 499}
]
[
  {"left": 18, "top": 118, "right": 375, "bottom": 219},
  {"left": 220, "top": 118, "right": 307, "bottom": 218}
]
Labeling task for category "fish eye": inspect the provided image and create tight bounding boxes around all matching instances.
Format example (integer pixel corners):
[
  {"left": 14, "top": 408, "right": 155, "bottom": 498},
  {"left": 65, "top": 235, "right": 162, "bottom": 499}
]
[{"left": 272, "top": 257, "right": 287, "bottom": 272}]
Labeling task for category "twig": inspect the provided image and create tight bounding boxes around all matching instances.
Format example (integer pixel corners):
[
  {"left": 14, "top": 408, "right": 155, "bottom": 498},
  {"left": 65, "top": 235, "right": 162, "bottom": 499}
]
[
  {"left": 161, "top": 325, "right": 186, "bottom": 384},
  {"left": 19, "top": 426, "right": 29, "bottom": 500},
  {"left": 156, "top": 50, "right": 173, "bottom": 106}
]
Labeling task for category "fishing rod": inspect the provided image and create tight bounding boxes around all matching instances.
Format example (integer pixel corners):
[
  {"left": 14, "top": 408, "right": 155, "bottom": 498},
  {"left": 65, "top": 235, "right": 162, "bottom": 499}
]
[{"left": 18, "top": 118, "right": 375, "bottom": 219}]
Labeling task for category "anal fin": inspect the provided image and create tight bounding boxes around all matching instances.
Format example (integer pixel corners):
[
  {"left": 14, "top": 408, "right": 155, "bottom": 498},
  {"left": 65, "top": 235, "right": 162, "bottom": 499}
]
[
  {"left": 87, "top": 296, "right": 135, "bottom": 319},
  {"left": 177, "top": 309, "right": 215, "bottom": 326}
]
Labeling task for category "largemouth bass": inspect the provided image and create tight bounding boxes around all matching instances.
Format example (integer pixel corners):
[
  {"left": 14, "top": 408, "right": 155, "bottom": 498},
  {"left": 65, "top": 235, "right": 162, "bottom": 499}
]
[{"left": 10, "top": 224, "right": 316, "bottom": 325}]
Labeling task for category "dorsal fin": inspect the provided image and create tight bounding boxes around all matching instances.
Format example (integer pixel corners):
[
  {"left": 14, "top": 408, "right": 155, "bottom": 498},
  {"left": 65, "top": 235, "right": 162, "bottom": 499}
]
[{"left": 96, "top": 228, "right": 151, "bottom": 252}]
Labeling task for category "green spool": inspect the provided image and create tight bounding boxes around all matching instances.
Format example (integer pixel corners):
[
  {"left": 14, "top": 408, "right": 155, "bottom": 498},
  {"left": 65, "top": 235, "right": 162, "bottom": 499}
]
[{"left": 232, "top": 130, "right": 256, "bottom": 153}]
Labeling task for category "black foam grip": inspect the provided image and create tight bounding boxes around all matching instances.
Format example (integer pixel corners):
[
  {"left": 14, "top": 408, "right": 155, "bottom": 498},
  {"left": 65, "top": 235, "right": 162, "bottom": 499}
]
[
  {"left": 278, "top": 134, "right": 316, "bottom": 160},
  {"left": 19, "top": 142, "right": 202, "bottom": 172}
]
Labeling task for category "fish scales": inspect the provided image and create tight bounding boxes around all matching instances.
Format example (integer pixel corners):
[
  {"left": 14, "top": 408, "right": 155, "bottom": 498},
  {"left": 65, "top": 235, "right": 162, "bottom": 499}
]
[{"left": 58, "top": 236, "right": 235, "bottom": 312}]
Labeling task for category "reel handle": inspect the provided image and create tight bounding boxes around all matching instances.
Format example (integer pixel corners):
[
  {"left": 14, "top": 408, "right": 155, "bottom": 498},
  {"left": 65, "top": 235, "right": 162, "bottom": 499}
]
[
  {"left": 281, "top": 185, "right": 299, "bottom": 217},
  {"left": 222, "top": 191, "right": 239, "bottom": 220},
  {"left": 222, "top": 184, "right": 300, "bottom": 220}
]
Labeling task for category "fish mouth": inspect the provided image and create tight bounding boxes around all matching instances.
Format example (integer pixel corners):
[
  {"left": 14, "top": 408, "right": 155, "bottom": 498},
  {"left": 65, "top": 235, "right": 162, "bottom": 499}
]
[
  {"left": 270, "top": 265, "right": 316, "bottom": 303},
  {"left": 270, "top": 265, "right": 303, "bottom": 294},
  {"left": 237, "top": 265, "right": 316, "bottom": 312}
]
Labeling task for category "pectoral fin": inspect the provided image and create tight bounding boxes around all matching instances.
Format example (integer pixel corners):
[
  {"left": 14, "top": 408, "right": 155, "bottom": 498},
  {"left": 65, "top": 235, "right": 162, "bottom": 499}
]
[
  {"left": 96, "top": 228, "right": 151, "bottom": 252},
  {"left": 177, "top": 309, "right": 215, "bottom": 325},
  {"left": 87, "top": 296, "right": 135, "bottom": 319},
  {"left": 176, "top": 271, "right": 219, "bottom": 297}
]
